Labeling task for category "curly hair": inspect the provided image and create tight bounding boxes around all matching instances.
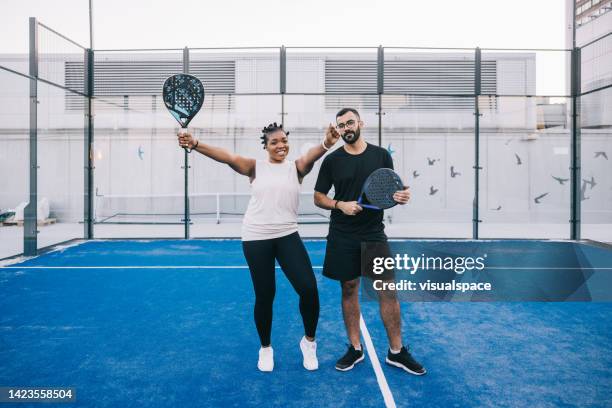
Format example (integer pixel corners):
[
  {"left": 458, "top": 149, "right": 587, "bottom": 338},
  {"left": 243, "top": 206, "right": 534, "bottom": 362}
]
[{"left": 260, "top": 122, "right": 289, "bottom": 149}]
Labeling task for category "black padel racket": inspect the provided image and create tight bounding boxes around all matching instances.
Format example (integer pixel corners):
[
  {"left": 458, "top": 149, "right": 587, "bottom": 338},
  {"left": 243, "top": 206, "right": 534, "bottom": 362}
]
[
  {"left": 163, "top": 74, "right": 205, "bottom": 151},
  {"left": 358, "top": 168, "right": 405, "bottom": 210}
]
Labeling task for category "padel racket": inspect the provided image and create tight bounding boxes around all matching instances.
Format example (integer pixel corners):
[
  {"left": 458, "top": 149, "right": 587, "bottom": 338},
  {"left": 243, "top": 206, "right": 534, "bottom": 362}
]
[
  {"left": 162, "top": 74, "right": 205, "bottom": 152},
  {"left": 357, "top": 168, "right": 405, "bottom": 210}
]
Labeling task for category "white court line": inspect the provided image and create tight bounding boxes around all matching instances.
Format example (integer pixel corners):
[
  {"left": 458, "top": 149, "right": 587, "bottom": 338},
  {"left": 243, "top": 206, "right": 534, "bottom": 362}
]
[
  {"left": 0, "top": 241, "right": 88, "bottom": 267},
  {"left": 483, "top": 267, "right": 612, "bottom": 269},
  {"left": 360, "top": 314, "right": 397, "bottom": 408},
  {"left": 1, "top": 265, "right": 325, "bottom": 269}
]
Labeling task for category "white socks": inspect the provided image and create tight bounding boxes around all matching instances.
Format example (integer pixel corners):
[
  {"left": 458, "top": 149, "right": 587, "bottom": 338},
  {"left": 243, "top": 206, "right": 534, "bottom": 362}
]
[
  {"left": 258, "top": 346, "right": 274, "bottom": 372},
  {"left": 299, "top": 336, "right": 319, "bottom": 371}
]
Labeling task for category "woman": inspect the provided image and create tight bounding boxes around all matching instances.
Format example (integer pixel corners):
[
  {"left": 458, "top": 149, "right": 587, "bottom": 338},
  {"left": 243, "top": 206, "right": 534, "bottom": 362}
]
[{"left": 178, "top": 122, "right": 340, "bottom": 372}]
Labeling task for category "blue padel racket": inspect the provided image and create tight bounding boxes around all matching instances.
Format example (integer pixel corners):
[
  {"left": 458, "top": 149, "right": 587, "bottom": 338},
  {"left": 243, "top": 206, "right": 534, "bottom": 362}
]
[
  {"left": 163, "top": 74, "right": 205, "bottom": 152},
  {"left": 358, "top": 168, "right": 405, "bottom": 210}
]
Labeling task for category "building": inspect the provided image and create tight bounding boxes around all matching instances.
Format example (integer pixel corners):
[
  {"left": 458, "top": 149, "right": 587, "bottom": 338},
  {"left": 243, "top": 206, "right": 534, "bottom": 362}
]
[{"left": 0, "top": 48, "right": 609, "bottom": 234}]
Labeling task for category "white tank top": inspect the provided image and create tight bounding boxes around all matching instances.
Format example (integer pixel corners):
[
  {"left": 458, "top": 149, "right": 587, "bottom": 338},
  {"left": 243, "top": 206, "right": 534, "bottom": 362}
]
[{"left": 242, "top": 160, "right": 300, "bottom": 241}]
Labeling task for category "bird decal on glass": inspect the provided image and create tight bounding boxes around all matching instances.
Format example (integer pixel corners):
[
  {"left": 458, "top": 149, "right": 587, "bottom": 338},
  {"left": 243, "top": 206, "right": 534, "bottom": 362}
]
[
  {"left": 534, "top": 192, "right": 549, "bottom": 204},
  {"left": 514, "top": 153, "right": 522, "bottom": 165},
  {"left": 552, "top": 175, "right": 569, "bottom": 185},
  {"left": 594, "top": 151, "right": 608, "bottom": 160}
]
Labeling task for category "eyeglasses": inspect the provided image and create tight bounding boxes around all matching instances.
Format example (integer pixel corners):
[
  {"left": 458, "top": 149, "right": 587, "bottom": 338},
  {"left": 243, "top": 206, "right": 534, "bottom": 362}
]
[{"left": 336, "top": 119, "right": 358, "bottom": 130}]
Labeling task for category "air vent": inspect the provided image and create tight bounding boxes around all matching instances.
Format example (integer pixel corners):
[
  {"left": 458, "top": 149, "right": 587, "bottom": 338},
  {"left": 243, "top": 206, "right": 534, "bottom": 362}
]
[
  {"left": 324, "top": 59, "right": 497, "bottom": 111},
  {"left": 65, "top": 60, "right": 235, "bottom": 111}
]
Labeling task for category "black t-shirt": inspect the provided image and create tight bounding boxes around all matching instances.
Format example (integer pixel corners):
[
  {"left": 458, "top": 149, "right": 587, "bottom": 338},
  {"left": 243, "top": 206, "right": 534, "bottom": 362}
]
[{"left": 315, "top": 143, "right": 394, "bottom": 238}]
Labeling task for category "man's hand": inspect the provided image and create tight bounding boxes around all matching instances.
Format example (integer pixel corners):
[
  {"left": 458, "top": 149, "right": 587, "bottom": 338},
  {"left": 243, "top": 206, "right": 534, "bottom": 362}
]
[
  {"left": 324, "top": 124, "right": 341, "bottom": 148},
  {"left": 338, "top": 201, "right": 363, "bottom": 216},
  {"left": 393, "top": 186, "right": 411, "bottom": 205},
  {"left": 177, "top": 131, "right": 197, "bottom": 150}
]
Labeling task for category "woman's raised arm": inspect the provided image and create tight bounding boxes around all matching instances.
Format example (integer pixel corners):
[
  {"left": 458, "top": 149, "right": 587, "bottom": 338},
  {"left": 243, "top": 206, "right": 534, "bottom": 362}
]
[
  {"left": 295, "top": 124, "right": 340, "bottom": 177},
  {"left": 178, "top": 132, "right": 255, "bottom": 178}
]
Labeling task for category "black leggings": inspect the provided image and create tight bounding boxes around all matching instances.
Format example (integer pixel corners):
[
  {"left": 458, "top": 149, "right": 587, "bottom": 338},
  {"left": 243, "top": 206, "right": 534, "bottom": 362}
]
[{"left": 242, "top": 232, "right": 319, "bottom": 347}]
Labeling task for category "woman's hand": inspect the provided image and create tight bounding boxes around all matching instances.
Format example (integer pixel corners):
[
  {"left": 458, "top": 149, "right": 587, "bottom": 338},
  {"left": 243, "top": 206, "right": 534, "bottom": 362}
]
[
  {"left": 177, "top": 131, "right": 197, "bottom": 150},
  {"left": 295, "top": 124, "right": 341, "bottom": 178},
  {"left": 324, "top": 124, "right": 341, "bottom": 149},
  {"left": 177, "top": 132, "right": 255, "bottom": 178}
]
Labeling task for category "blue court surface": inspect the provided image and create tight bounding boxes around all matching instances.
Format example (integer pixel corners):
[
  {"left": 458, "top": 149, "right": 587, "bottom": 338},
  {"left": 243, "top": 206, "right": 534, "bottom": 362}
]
[{"left": 1, "top": 239, "right": 611, "bottom": 407}]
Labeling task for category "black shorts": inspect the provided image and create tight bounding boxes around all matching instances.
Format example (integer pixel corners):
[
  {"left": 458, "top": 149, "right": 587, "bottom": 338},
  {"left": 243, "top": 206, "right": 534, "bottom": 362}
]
[{"left": 322, "top": 231, "right": 393, "bottom": 282}]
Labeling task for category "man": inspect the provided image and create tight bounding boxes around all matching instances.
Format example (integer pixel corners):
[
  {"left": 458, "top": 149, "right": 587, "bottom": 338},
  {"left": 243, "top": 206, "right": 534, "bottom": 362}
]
[{"left": 314, "top": 108, "right": 426, "bottom": 375}]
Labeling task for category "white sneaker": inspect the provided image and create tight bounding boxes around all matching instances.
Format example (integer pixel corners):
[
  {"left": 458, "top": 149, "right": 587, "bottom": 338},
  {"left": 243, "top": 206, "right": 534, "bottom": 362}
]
[
  {"left": 300, "top": 336, "right": 319, "bottom": 371},
  {"left": 257, "top": 346, "right": 274, "bottom": 372}
]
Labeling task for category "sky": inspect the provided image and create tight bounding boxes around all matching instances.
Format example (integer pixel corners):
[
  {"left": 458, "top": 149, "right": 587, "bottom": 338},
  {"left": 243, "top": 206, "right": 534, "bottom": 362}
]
[
  {"left": 0, "top": 0, "right": 571, "bottom": 95},
  {"left": 1, "top": 0, "right": 569, "bottom": 51}
]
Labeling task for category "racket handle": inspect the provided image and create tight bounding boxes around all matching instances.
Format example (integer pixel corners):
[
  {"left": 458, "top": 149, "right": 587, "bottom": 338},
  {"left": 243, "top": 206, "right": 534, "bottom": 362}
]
[
  {"left": 179, "top": 127, "right": 192, "bottom": 152},
  {"left": 357, "top": 197, "right": 381, "bottom": 210}
]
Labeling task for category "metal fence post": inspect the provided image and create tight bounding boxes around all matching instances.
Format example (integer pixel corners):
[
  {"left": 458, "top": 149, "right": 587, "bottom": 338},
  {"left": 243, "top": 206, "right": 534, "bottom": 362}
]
[
  {"left": 183, "top": 46, "right": 191, "bottom": 239},
  {"left": 570, "top": 47, "right": 581, "bottom": 240},
  {"left": 377, "top": 45, "right": 384, "bottom": 147},
  {"left": 25, "top": 17, "right": 39, "bottom": 256},
  {"left": 280, "top": 46, "right": 286, "bottom": 126},
  {"left": 473, "top": 47, "right": 482, "bottom": 239},
  {"left": 84, "top": 48, "right": 94, "bottom": 239}
]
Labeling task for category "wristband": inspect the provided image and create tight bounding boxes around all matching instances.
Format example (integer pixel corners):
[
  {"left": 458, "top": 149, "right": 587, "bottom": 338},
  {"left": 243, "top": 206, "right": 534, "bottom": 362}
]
[
  {"left": 193, "top": 139, "right": 199, "bottom": 149},
  {"left": 334, "top": 200, "right": 339, "bottom": 209}
]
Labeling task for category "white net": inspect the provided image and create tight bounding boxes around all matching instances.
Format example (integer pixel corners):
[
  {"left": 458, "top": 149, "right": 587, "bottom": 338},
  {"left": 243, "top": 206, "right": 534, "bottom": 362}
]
[{"left": 94, "top": 191, "right": 329, "bottom": 224}]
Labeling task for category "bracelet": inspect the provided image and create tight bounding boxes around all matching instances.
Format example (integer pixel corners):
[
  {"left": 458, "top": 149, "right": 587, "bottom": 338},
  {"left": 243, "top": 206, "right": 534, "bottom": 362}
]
[
  {"left": 193, "top": 139, "right": 199, "bottom": 149},
  {"left": 321, "top": 139, "right": 330, "bottom": 151},
  {"left": 334, "top": 200, "right": 339, "bottom": 209}
]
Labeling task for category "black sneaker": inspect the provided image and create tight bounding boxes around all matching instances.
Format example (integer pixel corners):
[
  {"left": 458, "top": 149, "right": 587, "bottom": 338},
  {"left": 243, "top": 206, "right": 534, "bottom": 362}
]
[
  {"left": 335, "top": 344, "right": 365, "bottom": 371},
  {"left": 386, "top": 346, "right": 426, "bottom": 375}
]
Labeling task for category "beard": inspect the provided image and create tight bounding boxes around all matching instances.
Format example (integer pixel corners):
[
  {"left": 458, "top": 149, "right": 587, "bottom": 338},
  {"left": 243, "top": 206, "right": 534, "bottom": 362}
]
[{"left": 341, "top": 127, "right": 361, "bottom": 144}]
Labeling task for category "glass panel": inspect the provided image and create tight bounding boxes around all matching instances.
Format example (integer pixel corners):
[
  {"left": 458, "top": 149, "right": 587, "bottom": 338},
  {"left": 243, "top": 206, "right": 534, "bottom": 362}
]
[
  {"left": 187, "top": 95, "right": 282, "bottom": 233},
  {"left": 0, "top": 69, "right": 30, "bottom": 258},
  {"left": 93, "top": 50, "right": 185, "bottom": 238},
  {"left": 382, "top": 94, "right": 475, "bottom": 238},
  {"left": 36, "top": 81, "right": 85, "bottom": 249},
  {"left": 284, "top": 94, "right": 380, "bottom": 236},
  {"left": 480, "top": 96, "right": 571, "bottom": 238},
  {"left": 581, "top": 87, "right": 612, "bottom": 242}
]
